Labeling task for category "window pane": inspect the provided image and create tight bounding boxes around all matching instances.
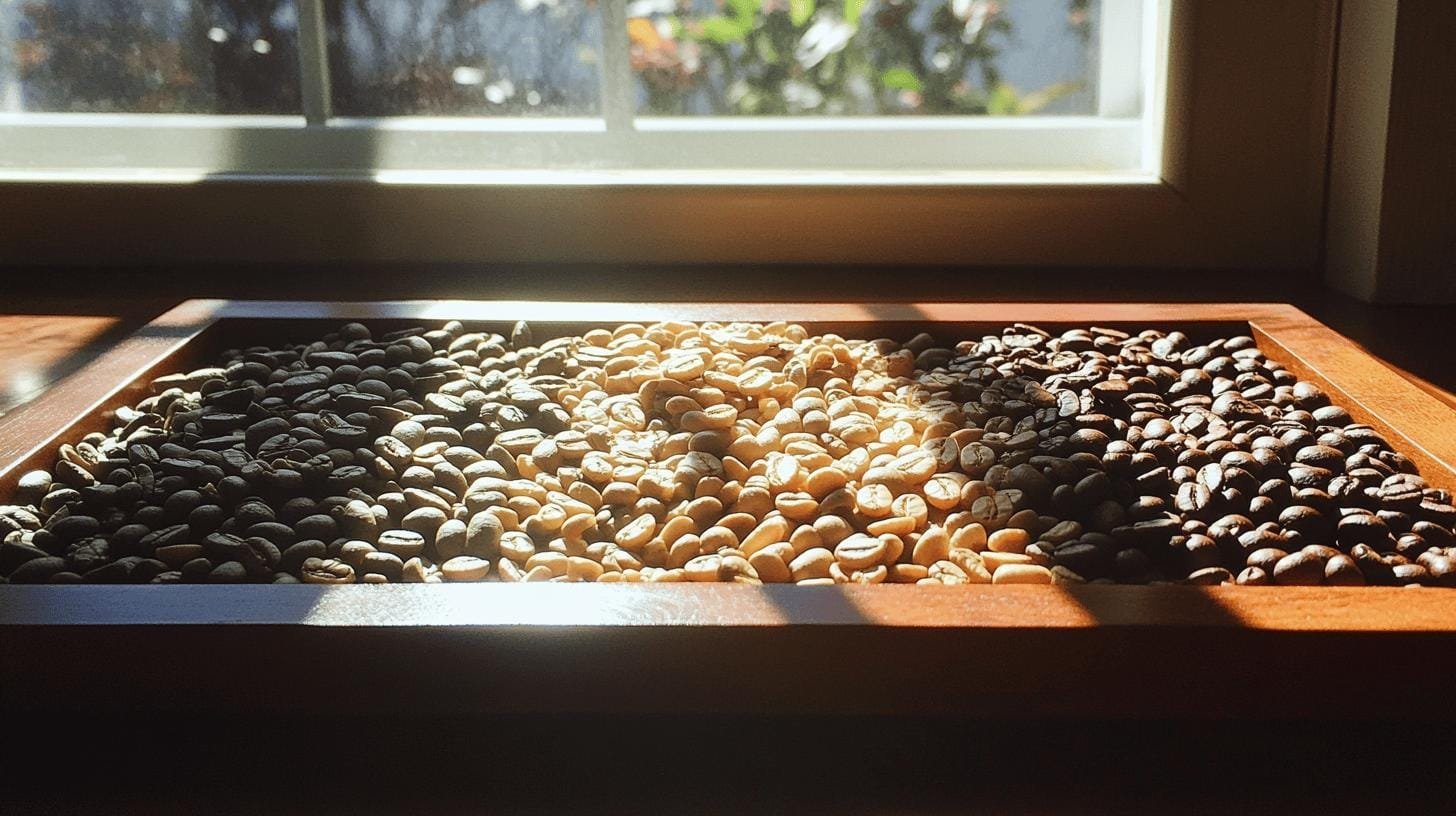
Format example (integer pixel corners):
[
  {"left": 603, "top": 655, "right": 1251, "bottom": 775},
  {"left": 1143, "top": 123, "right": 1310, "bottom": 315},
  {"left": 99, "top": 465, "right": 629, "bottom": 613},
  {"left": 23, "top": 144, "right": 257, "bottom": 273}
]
[
  {"left": 326, "top": 0, "right": 603, "bottom": 117},
  {"left": 628, "top": 0, "right": 1097, "bottom": 116},
  {"left": 0, "top": 0, "right": 302, "bottom": 114}
]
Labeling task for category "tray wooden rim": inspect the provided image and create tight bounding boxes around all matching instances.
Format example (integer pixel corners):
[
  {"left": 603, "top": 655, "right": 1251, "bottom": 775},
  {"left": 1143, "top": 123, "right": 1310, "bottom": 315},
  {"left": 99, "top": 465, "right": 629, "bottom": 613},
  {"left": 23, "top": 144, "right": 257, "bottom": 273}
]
[{"left": 1, "top": 299, "right": 1453, "bottom": 635}]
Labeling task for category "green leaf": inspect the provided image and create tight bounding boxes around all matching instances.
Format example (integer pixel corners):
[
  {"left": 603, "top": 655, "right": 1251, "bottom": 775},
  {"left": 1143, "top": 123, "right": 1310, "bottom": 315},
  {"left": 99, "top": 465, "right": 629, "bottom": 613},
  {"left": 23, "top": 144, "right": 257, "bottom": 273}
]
[
  {"left": 728, "top": 0, "right": 759, "bottom": 22},
  {"left": 1015, "top": 81, "right": 1081, "bottom": 114},
  {"left": 698, "top": 16, "right": 750, "bottom": 44},
  {"left": 791, "top": 0, "right": 815, "bottom": 27},
  {"left": 843, "top": 0, "right": 867, "bottom": 30},
  {"left": 880, "top": 67, "right": 923, "bottom": 93},
  {"left": 985, "top": 82, "right": 1020, "bottom": 115}
]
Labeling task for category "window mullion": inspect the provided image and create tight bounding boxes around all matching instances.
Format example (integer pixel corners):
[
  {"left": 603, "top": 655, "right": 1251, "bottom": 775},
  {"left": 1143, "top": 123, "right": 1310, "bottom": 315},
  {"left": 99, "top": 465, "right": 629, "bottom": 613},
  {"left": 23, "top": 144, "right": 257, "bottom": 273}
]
[
  {"left": 1097, "top": 0, "right": 1146, "bottom": 118},
  {"left": 598, "top": 0, "right": 634, "bottom": 132},
  {"left": 1, "top": 5, "right": 21, "bottom": 113},
  {"left": 296, "top": 0, "right": 334, "bottom": 126}
]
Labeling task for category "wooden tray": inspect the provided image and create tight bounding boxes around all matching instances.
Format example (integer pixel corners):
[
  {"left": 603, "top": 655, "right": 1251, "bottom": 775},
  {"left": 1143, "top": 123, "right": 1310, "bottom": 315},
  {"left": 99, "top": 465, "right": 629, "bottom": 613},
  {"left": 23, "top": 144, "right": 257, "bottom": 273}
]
[{"left": 2, "top": 300, "right": 1454, "bottom": 718}]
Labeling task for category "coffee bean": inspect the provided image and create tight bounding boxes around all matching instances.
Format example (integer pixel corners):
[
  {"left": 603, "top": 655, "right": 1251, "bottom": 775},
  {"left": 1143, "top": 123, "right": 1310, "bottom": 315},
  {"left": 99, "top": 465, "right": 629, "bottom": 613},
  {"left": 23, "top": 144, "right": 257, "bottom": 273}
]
[
  {"left": 1336, "top": 514, "right": 1390, "bottom": 550},
  {"left": 207, "top": 561, "right": 248, "bottom": 583},
  {"left": 377, "top": 529, "right": 426, "bottom": 560},
  {"left": 12, "top": 318, "right": 1456, "bottom": 590},
  {"left": 1186, "top": 566, "right": 1233, "bottom": 586},
  {"left": 441, "top": 555, "right": 491, "bottom": 582},
  {"left": 1272, "top": 551, "right": 1324, "bottom": 586},
  {"left": 1236, "top": 565, "right": 1269, "bottom": 585},
  {"left": 9, "top": 555, "right": 66, "bottom": 583},
  {"left": 300, "top": 557, "right": 355, "bottom": 584},
  {"left": 1324, "top": 554, "right": 1365, "bottom": 586}
]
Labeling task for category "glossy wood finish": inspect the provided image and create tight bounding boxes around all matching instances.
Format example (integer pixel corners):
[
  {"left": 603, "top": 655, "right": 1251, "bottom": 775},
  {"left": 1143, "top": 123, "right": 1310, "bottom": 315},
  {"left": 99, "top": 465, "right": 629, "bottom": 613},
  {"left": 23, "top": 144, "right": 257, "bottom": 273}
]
[{"left": 2, "top": 300, "right": 1454, "bottom": 719}]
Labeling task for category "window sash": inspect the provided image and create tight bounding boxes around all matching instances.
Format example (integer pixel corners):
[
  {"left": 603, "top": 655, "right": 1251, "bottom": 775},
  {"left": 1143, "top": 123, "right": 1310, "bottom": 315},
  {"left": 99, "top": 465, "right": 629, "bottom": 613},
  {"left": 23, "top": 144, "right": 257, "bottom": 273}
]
[{"left": 0, "top": 0, "right": 1164, "bottom": 182}]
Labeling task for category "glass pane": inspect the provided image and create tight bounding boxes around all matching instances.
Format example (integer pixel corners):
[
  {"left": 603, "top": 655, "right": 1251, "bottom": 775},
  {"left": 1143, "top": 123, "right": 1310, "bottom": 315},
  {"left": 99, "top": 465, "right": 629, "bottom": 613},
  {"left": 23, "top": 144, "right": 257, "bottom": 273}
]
[
  {"left": 628, "top": 0, "right": 1097, "bottom": 115},
  {"left": 326, "top": 0, "right": 603, "bottom": 117},
  {"left": 0, "top": 0, "right": 302, "bottom": 114}
]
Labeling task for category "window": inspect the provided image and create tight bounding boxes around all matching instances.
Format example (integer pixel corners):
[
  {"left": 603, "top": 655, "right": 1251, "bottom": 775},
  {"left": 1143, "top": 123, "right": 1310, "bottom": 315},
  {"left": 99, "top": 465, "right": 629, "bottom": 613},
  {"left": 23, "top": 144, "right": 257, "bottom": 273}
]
[
  {"left": 0, "top": 0, "right": 1167, "bottom": 180},
  {"left": 0, "top": 3, "right": 1335, "bottom": 274}
]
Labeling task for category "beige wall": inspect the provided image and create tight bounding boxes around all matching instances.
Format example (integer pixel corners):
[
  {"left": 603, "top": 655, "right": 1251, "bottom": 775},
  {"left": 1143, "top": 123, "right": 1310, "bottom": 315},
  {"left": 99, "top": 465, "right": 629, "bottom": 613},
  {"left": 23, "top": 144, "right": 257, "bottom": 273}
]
[{"left": 1325, "top": 0, "right": 1456, "bottom": 303}]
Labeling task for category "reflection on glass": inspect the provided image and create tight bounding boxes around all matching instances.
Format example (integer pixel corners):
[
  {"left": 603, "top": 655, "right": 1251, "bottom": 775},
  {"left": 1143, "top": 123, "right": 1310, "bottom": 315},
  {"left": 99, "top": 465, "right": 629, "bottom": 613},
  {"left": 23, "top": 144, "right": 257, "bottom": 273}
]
[
  {"left": 325, "top": 0, "right": 603, "bottom": 117},
  {"left": 628, "top": 0, "right": 1097, "bottom": 116},
  {"left": 0, "top": 0, "right": 301, "bottom": 114}
]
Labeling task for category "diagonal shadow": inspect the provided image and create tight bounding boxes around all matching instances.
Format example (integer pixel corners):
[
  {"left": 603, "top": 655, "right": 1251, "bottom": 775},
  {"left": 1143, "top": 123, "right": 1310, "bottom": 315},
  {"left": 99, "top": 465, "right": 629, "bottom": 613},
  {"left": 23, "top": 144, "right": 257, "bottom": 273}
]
[{"left": 755, "top": 299, "right": 1246, "bottom": 630}]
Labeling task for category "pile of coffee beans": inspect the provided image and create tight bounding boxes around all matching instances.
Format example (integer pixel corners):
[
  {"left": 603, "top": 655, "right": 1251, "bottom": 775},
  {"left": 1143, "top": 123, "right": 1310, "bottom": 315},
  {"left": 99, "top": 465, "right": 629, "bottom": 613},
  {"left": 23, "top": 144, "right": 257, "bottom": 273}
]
[{"left": 1, "top": 320, "right": 1452, "bottom": 587}]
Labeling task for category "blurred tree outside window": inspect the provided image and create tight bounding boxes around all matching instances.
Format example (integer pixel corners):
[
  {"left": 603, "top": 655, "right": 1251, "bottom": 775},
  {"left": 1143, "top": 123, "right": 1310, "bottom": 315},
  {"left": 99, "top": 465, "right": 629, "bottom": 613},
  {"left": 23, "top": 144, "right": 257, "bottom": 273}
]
[
  {"left": 630, "top": 0, "right": 1095, "bottom": 116},
  {"left": 2, "top": 0, "right": 1098, "bottom": 119},
  {"left": 1, "top": 0, "right": 301, "bottom": 114}
]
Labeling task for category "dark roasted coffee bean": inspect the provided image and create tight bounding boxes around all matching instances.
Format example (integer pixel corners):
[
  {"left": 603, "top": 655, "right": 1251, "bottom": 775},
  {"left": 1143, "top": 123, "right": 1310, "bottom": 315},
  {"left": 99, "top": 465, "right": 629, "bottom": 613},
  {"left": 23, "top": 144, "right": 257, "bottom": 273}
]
[
  {"left": 1186, "top": 566, "right": 1233, "bottom": 586},
  {"left": 1112, "top": 548, "right": 1152, "bottom": 583},
  {"left": 207, "top": 561, "right": 248, "bottom": 583},
  {"left": 1294, "top": 445, "right": 1345, "bottom": 471},
  {"left": 244, "top": 521, "right": 296, "bottom": 548},
  {"left": 49, "top": 514, "right": 100, "bottom": 544},
  {"left": 1420, "top": 554, "right": 1455, "bottom": 587},
  {"left": 1336, "top": 513, "right": 1390, "bottom": 550},
  {"left": 1412, "top": 521, "right": 1454, "bottom": 548},
  {"left": 1272, "top": 551, "right": 1324, "bottom": 586},
  {"left": 279, "top": 539, "right": 328, "bottom": 574},
  {"left": 1324, "top": 554, "right": 1365, "bottom": 586},
  {"left": 236, "top": 537, "right": 281, "bottom": 576},
  {"left": 9, "top": 556, "right": 67, "bottom": 583},
  {"left": 1391, "top": 563, "right": 1432, "bottom": 586}
]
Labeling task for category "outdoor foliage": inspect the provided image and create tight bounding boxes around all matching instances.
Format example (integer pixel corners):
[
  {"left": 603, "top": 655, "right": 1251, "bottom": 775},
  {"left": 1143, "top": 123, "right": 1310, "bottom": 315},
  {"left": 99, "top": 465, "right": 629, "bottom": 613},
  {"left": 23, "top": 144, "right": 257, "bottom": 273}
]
[
  {"left": 3, "top": 0, "right": 1094, "bottom": 117},
  {"left": 9, "top": 0, "right": 299, "bottom": 114},
  {"left": 630, "top": 0, "right": 1093, "bottom": 115}
]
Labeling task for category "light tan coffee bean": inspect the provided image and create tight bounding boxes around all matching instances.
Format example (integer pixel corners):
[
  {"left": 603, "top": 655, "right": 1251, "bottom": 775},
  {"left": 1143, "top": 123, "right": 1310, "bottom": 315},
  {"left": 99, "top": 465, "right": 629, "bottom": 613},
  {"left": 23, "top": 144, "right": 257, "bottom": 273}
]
[
  {"left": 402, "top": 557, "right": 429, "bottom": 583},
  {"left": 866, "top": 516, "right": 916, "bottom": 537},
  {"left": 567, "top": 555, "right": 605, "bottom": 582},
  {"left": 775, "top": 492, "right": 820, "bottom": 522},
  {"left": 788, "top": 525, "right": 822, "bottom": 555},
  {"left": 854, "top": 484, "right": 894, "bottom": 518},
  {"left": 614, "top": 514, "right": 657, "bottom": 552},
  {"left": 525, "top": 551, "right": 569, "bottom": 577},
  {"left": 441, "top": 556, "right": 491, "bottom": 582},
  {"left": 749, "top": 549, "right": 792, "bottom": 583},
  {"left": 496, "top": 557, "right": 527, "bottom": 582},
  {"left": 496, "top": 530, "right": 535, "bottom": 563},
  {"left": 928, "top": 560, "right": 970, "bottom": 585},
  {"left": 685, "top": 554, "right": 723, "bottom": 582},
  {"left": 949, "top": 548, "right": 993, "bottom": 583},
  {"left": 834, "top": 534, "right": 888, "bottom": 570},
  {"left": 740, "top": 515, "right": 791, "bottom": 555},
  {"left": 719, "top": 554, "right": 760, "bottom": 582},
  {"left": 912, "top": 526, "right": 951, "bottom": 566},
  {"left": 812, "top": 515, "right": 854, "bottom": 546},
  {"left": 981, "top": 551, "right": 1034, "bottom": 572},
  {"left": 992, "top": 564, "right": 1053, "bottom": 585},
  {"left": 888, "top": 563, "right": 930, "bottom": 583},
  {"left": 789, "top": 547, "right": 834, "bottom": 581},
  {"left": 950, "top": 523, "right": 988, "bottom": 552},
  {"left": 987, "top": 528, "right": 1031, "bottom": 554}
]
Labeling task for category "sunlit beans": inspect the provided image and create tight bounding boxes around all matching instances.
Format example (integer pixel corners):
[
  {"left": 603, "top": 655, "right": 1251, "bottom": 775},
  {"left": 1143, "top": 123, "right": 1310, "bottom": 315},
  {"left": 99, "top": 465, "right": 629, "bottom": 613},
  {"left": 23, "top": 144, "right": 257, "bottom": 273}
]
[
  {"left": 991, "top": 564, "right": 1054, "bottom": 585},
  {"left": 789, "top": 547, "right": 835, "bottom": 581},
  {"left": 834, "top": 534, "right": 888, "bottom": 571}
]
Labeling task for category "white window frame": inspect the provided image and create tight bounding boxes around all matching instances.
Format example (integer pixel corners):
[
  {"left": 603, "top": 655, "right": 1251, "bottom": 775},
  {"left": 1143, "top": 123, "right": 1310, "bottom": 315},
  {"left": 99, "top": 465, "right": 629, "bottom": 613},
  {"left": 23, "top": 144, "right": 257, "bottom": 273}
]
[
  {"left": 0, "top": 0, "right": 1165, "bottom": 183},
  {"left": 0, "top": 0, "right": 1336, "bottom": 274}
]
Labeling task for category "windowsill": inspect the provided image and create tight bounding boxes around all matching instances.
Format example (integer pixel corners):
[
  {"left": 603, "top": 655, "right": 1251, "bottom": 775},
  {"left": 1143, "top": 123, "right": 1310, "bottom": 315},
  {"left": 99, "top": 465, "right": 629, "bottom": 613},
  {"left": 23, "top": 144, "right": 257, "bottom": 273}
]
[{"left": 0, "top": 168, "right": 1164, "bottom": 187}]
